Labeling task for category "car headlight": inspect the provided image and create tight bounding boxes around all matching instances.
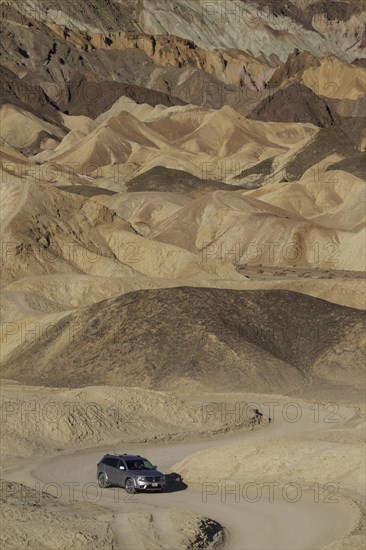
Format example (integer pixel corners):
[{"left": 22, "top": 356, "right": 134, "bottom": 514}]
[
  {"left": 160, "top": 476, "right": 166, "bottom": 482},
  {"left": 137, "top": 476, "right": 146, "bottom": 481}
]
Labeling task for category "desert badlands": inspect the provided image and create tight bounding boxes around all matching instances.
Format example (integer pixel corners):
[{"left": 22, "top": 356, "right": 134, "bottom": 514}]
[{"left": 0, "top": 1, "right": 365, "bottom": 549}]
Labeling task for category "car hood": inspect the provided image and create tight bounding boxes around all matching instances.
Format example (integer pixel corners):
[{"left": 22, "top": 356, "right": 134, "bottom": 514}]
[{"left": 132, "top": 470, "right": 163, "bottom": 477}]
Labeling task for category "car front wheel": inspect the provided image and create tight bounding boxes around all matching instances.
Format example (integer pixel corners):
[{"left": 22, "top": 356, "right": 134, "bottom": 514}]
[
  {"left": 98, "top": 473, "right": 108, "bottom": 488},
  {"left": 125, "top": 478, "right": 137, "bottom": 494}
]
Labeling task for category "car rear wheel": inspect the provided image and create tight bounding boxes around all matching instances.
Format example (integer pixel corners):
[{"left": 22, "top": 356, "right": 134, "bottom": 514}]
[
  {"left": 125, "top": 478, "right": 137, "bottom": 494},
  {"left": 98, "top": 473, "right": 108, "bottom": 488}
]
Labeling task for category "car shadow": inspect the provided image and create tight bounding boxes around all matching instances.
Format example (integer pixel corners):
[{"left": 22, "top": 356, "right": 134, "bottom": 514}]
[{"left": 163, "top": 472, "right": 188, "bottom": 493}]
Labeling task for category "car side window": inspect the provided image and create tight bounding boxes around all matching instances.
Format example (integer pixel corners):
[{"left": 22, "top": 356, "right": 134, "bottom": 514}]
[
  {"left": 102, "top": 457, "right": 118, "bottom": 467},
  {"left": 117, "top": 459, "right": 126, "bottom": 470}
]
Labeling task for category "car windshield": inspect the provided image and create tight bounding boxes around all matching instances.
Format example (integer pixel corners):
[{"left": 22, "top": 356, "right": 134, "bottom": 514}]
[{"left": 126, "top": 459, "right": 154, "bottom": 470}]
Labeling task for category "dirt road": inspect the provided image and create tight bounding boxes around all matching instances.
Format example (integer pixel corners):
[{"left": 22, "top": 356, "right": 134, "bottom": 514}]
[{"left": 2, "top": 397, "right": 358, "bottom": 549}]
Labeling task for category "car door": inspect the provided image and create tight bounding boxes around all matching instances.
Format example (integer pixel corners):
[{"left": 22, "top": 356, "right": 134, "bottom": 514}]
[
  {"left": 102, "top": 457, "right": 113, "bottom": 482},
  {"left": 116, "top": 459, "right": 127, "bottom": 487},
  {"left": 109, "top": 457, "right": 122, "bottom": 485},
  {"left": 103, "top": 457, "right": 118, "bottom": 485}
]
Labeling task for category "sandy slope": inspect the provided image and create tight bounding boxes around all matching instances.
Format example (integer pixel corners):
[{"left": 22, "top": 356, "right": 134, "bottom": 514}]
[
  {"left": 1, "top": 477, "right": 224, "bottom": 549},
  {"left": 32, "top": 103, "right": 319, "bottom": 184},
  {"left": 0, "top": 104, "right": 67, "bottom": 154},
  {"left": 269, "top": 51, "right": 366, "bottom": 101},
  {"left": 2, "top": 288, "right": 364, "bottom": 394},
  {"left": 0, "top": 3, "right": 365, "bottom": 550},
  {"left": 1, "top": 387, "right": 364, "bottom": 550},
  {"left": 137, "top": 0, "right": 351, "bottom": 61},
  {"left": 299, "top": 56, "right": 366, "bottom": 101},
  {"left": 151, "top": 190, "right": 365, "bottom": 271},
  {"left": 0, "top": 382, "right": 262, "bottom": 461}
]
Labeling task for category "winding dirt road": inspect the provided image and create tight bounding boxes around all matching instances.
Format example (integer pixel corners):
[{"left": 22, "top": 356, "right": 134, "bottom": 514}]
[{"left": 3, "top": 398, "right": 358, "bottom": 549}]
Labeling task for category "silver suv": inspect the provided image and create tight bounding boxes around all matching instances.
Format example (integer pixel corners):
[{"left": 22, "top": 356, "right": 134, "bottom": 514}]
[{"left": 97, "top": 454, "right": 166, "bottom": 493}]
